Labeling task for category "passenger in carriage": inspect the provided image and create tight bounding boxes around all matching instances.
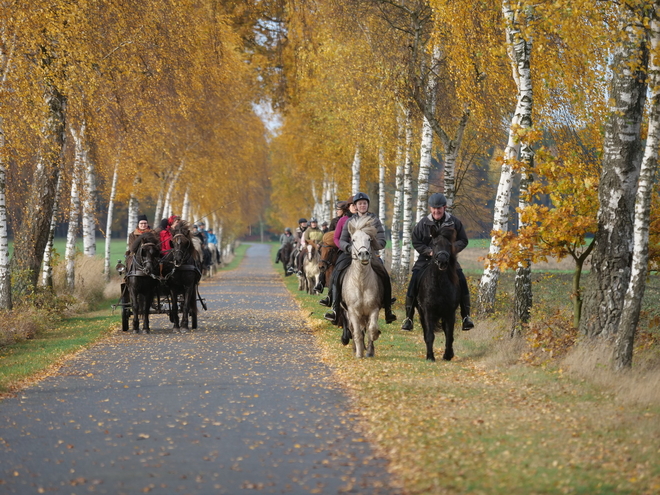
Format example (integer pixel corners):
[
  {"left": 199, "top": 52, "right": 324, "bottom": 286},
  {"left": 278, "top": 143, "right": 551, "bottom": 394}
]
[
  {"left": 159, "top": 215, "right": 180, "bottom": 256},
  {"left": 323, "top": 192, "right": 397, "bottom": 326}
]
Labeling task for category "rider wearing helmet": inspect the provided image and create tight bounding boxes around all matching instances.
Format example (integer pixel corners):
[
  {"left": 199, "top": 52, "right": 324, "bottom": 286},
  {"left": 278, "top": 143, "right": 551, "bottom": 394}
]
[
  {"left": 296, "top": 217, "right": 323, "bottom": 274},
  {"left": 323, "top": 192, "right": 397, "bottom": 334},
  {"left": 400, "top": 192, "right": 474, "bottom": 331},
  {"left": 276, "top": 227, "right": 295, "bottom": 263},
  {"left": 287, "top": 218, "right": 309, "bottom": 274}
]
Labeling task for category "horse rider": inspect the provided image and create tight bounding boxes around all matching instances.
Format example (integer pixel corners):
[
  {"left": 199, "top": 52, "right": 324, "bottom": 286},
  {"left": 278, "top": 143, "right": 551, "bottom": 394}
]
[
  {"left": 401, "top": 192, "right": 475, "bottom": 332},
  {"left": 275, "top": 227, "right": 295, "bottom": 263},
  {"left": 159, "top": 215, "right": 180, "bottom": 256},
  {"left": 321, "top": 221, "right": 329, "bottom": 234},
  {"left": 125, "top": 214, "right": 154, "bottom": 273},
  {"left": 287, "top": 218, "right": 308, "bottom": 274},
  {"left": 318, "top": 198, "right": 353, "bottom": 297},
  {"left": 295, "top": 217, "right": 323, "bottom": 274},
  {"left": 207, "top": 228, "right": 221, "bottom": 264},
  {"left": 323, "top": 192, "right": 397, "bottom": 325},
  {"left": 195, "top": 222, "right": 212, "bottom": 268}
]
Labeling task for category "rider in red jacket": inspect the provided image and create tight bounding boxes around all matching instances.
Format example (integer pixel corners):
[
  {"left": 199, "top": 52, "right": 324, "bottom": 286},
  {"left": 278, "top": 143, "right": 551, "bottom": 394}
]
[{"left": 159, "top": 215, "right": 180, "bottom": 255}]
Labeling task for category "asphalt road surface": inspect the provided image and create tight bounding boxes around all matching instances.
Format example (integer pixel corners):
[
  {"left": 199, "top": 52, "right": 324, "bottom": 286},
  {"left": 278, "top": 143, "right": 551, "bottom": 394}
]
[{"left": 0, "top": 243, "right": 398, "bottom": 494}]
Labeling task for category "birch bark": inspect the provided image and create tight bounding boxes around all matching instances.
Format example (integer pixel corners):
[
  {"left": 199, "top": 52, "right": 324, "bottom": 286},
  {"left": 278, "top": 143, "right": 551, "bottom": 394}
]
[
  {"left": 614, "top": 1, "right": 660, "bottom": 369},
  {"left": 580, "top": 0, "right": 650, "bottom": 339},
  {"left": 81, "top": 129, "right": 97, "bottom": 257},
  {"left": 65, "top": 163, "right": 81, "bottom": 290},
  {"left": 104, "top": 164, "right": 118, "bottom": 281},
  {"left": 12, "top": 84, "right": 66, "bottom": 293},
  {"left": 181, "top": 187, "right": 191, "bottom": 222},
  {"left": 400, "top": 109, "right": 415, "bottom": 279},
  {"left": 40, "top": 174, "right": 62, "bottom": 289},
  {"left": 0, "top": 120, "right": 10, "bottom": 309},
  {"left": 390, "top": 111, "right": 405, "bottom": 277},
  {"left": 163, "top": 159, "right": 185, "bottom": 218},
  {"left": 351, "top": 145, "right": 361, "bottom": 194},
  {"left": 478, "top": 1, "right": 533, "bottom": 316}
]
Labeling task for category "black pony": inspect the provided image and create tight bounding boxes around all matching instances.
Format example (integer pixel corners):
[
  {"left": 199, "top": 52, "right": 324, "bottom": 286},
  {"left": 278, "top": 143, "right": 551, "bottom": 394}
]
[
  {"left": 166, "top": 221, "right": 201, "bottom": 333},
  {"left": 416, "top": 226, "right": 461, "bottom": 361},
  {"left": 126, "top": 231, "right": 161, "bottom": 334},
  {"left": 279, "top": 241, "right": 294, "bottom": 276}
]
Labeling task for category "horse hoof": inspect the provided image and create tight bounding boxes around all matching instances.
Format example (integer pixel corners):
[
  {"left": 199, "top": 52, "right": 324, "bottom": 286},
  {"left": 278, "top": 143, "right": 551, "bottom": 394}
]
[
  {"left": 132, "top": 329, "right": 139, "bottom": 334},
  {"left": 426, "top": 355, "right": 436, "bottom": 362}
]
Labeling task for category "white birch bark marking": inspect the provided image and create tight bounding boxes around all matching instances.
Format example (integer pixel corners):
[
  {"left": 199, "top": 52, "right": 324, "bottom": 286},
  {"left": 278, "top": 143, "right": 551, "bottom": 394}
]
[
  {"left": 351, "top": 145, "right": 361, "bottom": 195},
  {"left": 400, "top": 109, "right": 415, "bottom": 278},
  {"left": 104, "top": 163, "right": 118, "bottom": 281},
  {"left": 390, "top": 113, "right": 405, "bottom": 277},
  {"left": 40, "top": 174, "right": 62, "bottom": 288}
]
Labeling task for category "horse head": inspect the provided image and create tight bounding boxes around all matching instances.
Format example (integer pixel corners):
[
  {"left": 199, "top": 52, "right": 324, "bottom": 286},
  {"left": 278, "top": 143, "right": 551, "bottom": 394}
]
[
  {"left": 318, "top": 232, "right": 337, "bottom": 272},
  {"left": 135, "top": 232, "right": 160, "bottom": 276},
  {"left": 429, "top": 225, "right": 456, "bottom": 271},
  {"left": 171, "top": 221, "right": 194, "bottom": 267},
  {"left": 348, "top": 217, "right": 377, "bottom": 266}
]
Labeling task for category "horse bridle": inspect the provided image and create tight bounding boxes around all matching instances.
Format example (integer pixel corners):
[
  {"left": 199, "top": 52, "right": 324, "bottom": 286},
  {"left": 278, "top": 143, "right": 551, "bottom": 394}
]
[
  {"left": 171, "top": 233, "right": 193, "bottom": 268},
  {"left": 134, "top": 242, "right": 157, "bottom": 275}
]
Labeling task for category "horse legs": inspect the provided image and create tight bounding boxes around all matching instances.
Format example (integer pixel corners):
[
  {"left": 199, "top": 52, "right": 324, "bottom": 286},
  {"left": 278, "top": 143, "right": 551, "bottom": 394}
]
[
  {"left": 170, "top": 289, "right": 181, "bottom": 332},
  {"left": 179, "top": 286, "right": 195, "bottom": 333},
  {"left": 442, "top": 316, "right": 455, "bottom": 361},
  {"left": 349, "top": 312, "right": 365, "bottom": 358},
  {"left": 365, "top": 311, "right": 380, "bottom": 358},
  {"left": 419, "top": 310, "right": 436, "bottom": 361},
  {"left": 130, "top": 289, "right": 141, "bottom": 334},
  {"left": 141, "top": 293, "right": 151, "bottom": 334}
]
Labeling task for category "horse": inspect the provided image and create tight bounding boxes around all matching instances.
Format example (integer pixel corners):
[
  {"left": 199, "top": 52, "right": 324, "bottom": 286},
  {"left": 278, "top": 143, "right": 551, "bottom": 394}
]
[
  {"left": 301, "top": 241, "right": 321, "bottom": 294},
  {"left": 416, "top": 226, "right": 461, "bottom": 361},
  {"left": 166, "top": 221, "right": 202, "bottom": 333},
  {"left": 279, "top": 241, "right": 294, "bottom": 276},
  {"left": 126, "top": 231, "right": 161, "bottom": 334},
  {"left": 317, "top": 231, "right": 339, "bottom": 293},
  {"left": 342, "top": 216, "right": 383, "bottom": 358}
]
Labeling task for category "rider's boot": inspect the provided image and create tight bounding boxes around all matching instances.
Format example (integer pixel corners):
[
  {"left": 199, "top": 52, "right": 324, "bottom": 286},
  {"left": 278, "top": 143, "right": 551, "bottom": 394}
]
[
  {"left": 460, "top": 292, "right": 475, "bottom": 331},
  {"left": 314, "top": 272, "right": 325, "bottom": 293},
  {"left": 275, "top": 250, "right": 281, "bottom": 263},
  {"left": 384, "top": 298, "right": 397, "bottom": 324},
  {"left": 401, "top": 296, "right": 415, "bottom": 331}
]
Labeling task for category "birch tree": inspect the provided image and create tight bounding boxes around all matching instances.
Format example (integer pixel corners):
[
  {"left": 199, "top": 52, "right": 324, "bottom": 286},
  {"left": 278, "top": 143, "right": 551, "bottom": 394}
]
[
  {"left": 400, "top": 108, "right": 415, "bottom": 280},
  {"left": 351, "top": 145, "right": 361, "bottom": 195},
  {"left": 580, "top": 0, "right": 651, "bottom": 340},
  {"left": 614, "top": 0, "right": 660, "bottom": 369},
  {"left": 104, "top": 163, "right": 118, "bottom": 281}
]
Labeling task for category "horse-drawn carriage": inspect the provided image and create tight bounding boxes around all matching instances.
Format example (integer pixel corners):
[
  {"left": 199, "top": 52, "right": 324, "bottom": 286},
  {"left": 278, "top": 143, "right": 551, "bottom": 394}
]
[{"left": 112, "top": 223, "right": 207, "bottom": 334}]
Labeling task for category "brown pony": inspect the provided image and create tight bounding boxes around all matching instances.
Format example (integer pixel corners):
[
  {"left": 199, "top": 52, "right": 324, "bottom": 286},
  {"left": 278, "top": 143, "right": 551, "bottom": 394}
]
[{"left": 317, "top": 231, "right": 339, "bottom": 293}]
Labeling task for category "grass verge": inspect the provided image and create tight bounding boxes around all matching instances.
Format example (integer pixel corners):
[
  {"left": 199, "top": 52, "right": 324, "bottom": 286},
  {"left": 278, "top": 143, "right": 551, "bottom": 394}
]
[{"left": 273, "top": 245, "right": 660, "bottom": 494}]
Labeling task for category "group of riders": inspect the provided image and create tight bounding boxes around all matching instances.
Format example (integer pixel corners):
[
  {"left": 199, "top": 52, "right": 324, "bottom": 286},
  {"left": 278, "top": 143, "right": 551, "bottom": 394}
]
[
  {"left": 276, "top": 191, "right": 475, "bottom": 334},
  {"left": 126, "top": 214, "right": 221, "bottom": 275}
]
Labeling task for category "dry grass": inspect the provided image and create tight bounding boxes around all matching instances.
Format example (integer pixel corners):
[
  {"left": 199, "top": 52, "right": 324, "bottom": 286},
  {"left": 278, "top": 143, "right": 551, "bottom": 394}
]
[{"left": 52, "top": 254, "right": 107, "bottom": 313}]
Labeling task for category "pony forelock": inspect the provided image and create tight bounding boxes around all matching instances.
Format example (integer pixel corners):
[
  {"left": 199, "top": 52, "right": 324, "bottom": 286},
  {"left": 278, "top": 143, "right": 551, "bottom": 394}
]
[{"left": 349, "top": 216, "right": 377, "bottom": 240}]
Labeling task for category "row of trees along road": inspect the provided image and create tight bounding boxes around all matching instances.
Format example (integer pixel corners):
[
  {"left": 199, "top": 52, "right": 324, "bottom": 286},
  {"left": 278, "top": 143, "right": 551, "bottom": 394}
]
[
  {"left": 0, "top": 1, "right": 658, "bottom": 370},
  {"left": 0, "top": 1, "right": 271, "bottom": 309},
  {"left": 266, "top": 0, "right": 660, "bottom": 370}
]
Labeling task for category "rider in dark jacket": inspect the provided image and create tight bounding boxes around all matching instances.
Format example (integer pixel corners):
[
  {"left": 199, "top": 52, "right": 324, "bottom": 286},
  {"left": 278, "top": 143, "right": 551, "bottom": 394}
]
[{"left": 401, "top": 193, "right": 474, "bottom": 331}]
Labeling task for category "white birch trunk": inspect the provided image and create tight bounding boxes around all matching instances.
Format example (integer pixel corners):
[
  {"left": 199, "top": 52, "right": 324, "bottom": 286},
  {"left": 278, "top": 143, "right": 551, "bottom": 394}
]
[
  {"left": 40, "top": 174, "right": 62, "bottom": 289},
  {"left": 154, "top": 187, "right": 164, "bottom": 225},
  {"left": 400, "top": 109, "right": 415, "bottom": 279},
  {"left": 163, "top": 159, "right": 185, "bottom": 218},
  {"left": 478, "top": 1, "right": 533, "bottom": 315},
  {"left": 77, "top": 123, "right": 96, "bottom": 257},
  {"left": 615, "top": 3, "right": 660, "bottom": 369},
  {"left": 0, "top": 119, "right": 10, "bottom": 309},
  {"left": 378, "top": 148, "right": 386, "bottom": 224},
  {"left": 126, "top": 176, "right": 139, "bottom": 248},
  {"left": 104, "top": 163, "right": 118, "bottom": 281},
  {"left": 65, "top": 168, "right": 81, "bottom": 291},
  {"left": 390, "top": 112, "right": 405, "bottom": 277},
  {"left": 580, "top": 1, "right": 649, "bottom": 339},
  {"left": 351, "top": 145, "right": 361, "bottom": 195},
  {"left": 181, "top": 187, "right": 191, "bottom": 222}
]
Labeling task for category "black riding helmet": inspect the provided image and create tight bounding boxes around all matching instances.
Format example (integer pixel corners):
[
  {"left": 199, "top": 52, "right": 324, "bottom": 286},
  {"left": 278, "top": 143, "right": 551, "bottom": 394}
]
[
  {"left": 428, "top": 193, "right": 447, "bottom": 208},
  {"left": 298, "top": 218, "right": 307, "bottom": 224},
  {"left": 352, "top": 192, "right": 370, "bottom": 204}
]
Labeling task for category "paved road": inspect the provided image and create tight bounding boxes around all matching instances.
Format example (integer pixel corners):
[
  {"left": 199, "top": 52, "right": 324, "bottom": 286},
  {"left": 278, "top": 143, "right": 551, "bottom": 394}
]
[{"left": 0, "top": 244, "right": 398, "bottom": 494}]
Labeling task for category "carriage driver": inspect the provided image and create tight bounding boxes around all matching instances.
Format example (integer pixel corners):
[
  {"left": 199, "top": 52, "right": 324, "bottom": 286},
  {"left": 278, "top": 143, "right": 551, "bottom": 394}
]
[
  {"left": 125, "top": 214, "right": 154, "bottom": 273},
  {"left": 401, "top": 192, "right": 475, "bottom": 331},
  {"left": 324, "top": 192, "right": 397, "bottom": 325}
]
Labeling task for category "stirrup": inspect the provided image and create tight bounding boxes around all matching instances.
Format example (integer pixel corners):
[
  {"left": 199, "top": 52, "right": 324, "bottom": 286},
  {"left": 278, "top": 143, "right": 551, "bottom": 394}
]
[
  {"left": 401, "top": 318, "right": 413, "bottom": 331},
  {"left": 324, "top": 311, "right": 337, "bottom": 323},
  {"left": 462, "top": 316, "right": 475, "bottom": 331},
  {"left": 319, "top": 297, "right": 331, "bottom": 307}
]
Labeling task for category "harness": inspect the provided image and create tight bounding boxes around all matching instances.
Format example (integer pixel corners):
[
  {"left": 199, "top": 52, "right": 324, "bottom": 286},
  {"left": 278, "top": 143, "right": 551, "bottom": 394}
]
[{"left": 127, "top": 242, "right": 160, "bottom": 280}]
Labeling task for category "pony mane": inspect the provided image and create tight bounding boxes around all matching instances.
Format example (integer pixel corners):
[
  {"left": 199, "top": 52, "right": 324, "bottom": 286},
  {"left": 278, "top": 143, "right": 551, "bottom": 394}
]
[
  {"left": 322, "top": 231, "right": 336, "bottom": 247},
  {"left": 349, "top": 215, "right": 378, "bottom": 240},
  {"left": 172, "top": 220, "right": 192, "bottom": 238}
]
